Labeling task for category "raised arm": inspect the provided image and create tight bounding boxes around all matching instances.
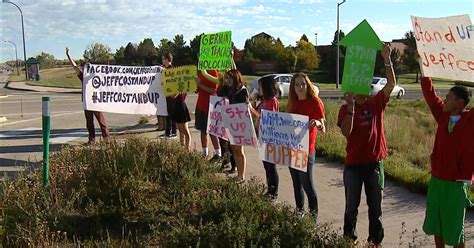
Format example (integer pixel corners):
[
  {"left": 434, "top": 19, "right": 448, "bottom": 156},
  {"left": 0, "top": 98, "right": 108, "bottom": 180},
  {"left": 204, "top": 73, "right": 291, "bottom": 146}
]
[
  {"left": 201, "top": 70, "right": 220, "bottom": 84},
  {"left": 381, "top": 43, "right": 396, "bottom": 100},
  {"left": 66, "top": 47, "right": 82, "bottom": 75},
  {"left": 339, "top": 93, "right": 355, "bottom": 138}
]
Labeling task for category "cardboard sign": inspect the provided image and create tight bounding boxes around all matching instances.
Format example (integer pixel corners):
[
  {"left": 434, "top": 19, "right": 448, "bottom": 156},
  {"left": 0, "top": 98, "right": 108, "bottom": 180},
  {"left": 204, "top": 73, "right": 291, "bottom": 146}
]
[
  {"left": 258, "top": 110, "right": 310, "bottom": 172},
  {"left": 162, "top": 65, "right": 197, "bottom": 96},
  {"left": 207, "top": 96, "right": 229, "bottom": 140},
  {"left": 411, "top": 15, "right": 473, "bottom": 82},
  {"left": 221, "top": 103, "right": 257, "bottom": 147},
  {"left": 198, "top": 31, "right": 233, "bottom": 71},
  {"left": 339, "top": 20, "right": 383, "bottom": 95}
]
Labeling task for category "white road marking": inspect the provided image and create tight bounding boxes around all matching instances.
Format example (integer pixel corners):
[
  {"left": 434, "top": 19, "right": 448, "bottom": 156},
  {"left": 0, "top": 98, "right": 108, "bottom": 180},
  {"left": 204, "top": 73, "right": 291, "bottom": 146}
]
[{"left": 0, "top": 111, "right": 84, "bottom": 127}]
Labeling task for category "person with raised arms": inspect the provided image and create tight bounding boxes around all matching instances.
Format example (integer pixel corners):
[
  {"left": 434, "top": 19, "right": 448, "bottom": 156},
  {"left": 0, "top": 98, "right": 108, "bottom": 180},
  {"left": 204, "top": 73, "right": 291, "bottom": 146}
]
[
  {"left": 337, "top": 43, "right": 395, "bottom": 247},
  {"left": 66, "top": 47, "right": 109, "bottom": 144},
  {"left": 418, "top": 54, "right": 473, "bottom": 248},
  {"left": 195, "top": 69, "right": 222, "bottom": 161}
]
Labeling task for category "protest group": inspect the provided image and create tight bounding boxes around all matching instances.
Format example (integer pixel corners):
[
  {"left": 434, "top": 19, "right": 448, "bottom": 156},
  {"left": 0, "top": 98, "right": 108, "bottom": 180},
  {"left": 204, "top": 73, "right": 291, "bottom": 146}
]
[{"left": 66, "top": 15, "right": 473, "bottom": 247}]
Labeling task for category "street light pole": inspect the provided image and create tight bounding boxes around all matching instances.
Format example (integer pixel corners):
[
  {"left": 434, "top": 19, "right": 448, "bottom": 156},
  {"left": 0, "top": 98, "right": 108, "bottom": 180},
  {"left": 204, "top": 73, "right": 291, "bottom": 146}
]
[
  {"left": 2, "top": 0, "right": 28, "bottom": 80},
  {"left": 336, "top": 0, "right": 346, "bottom": 89},
  {"left": 4, "top": 40, "right": 19, "bottom": 75},
  {"left": 315, "top": 33, "right": 318, "bottom": 46}
]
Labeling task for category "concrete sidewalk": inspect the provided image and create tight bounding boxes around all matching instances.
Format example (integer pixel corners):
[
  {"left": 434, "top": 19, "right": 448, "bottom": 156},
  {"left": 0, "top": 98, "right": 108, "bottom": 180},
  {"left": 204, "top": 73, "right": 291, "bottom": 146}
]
[{"left": 131, "top": 122, "right": 473, "bottom": 247}]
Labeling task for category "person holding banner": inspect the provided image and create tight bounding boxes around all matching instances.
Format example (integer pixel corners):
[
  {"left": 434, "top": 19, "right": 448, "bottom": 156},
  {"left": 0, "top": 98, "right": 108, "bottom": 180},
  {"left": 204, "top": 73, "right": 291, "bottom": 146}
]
[
  {"left": 66, "top": 47, "right": 109, "bottom": 144},
  {"left": 286, "top": 72, "right": 326, "bottom": 218},
  {"left": 158, "top": 53, "right": 178, "bottom": 139},
  {"left": 418, "top": 63, "right": 473, "bottom": 248},
  {"left": 195, "top": 69, "right": 222, "bottom": 160},
  {"left": 249, "top": 76, "right": 280, "bottom": 201},
  {"left": 225, "top": 69, "right": 249, "bottom": 182},
  {"left": 337, "top": 43, "right": 395, "bottom": 246}
]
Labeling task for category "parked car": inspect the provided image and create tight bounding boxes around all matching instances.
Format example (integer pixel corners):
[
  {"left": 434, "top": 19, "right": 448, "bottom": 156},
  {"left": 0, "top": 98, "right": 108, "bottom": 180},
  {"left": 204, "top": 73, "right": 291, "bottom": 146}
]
[
  {"left": 248, "top": 74, "right": 319, "bottom": 99},
  {"left": 370, "top": 77, "right": 405, "bottom": 99}
]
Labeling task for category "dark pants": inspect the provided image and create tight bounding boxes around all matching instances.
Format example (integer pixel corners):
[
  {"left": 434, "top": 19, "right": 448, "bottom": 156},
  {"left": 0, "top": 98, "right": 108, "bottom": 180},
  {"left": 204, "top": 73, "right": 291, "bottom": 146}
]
[
  {"left": 165, "top": 117, "right": 177, "bottom": 136},
  {"left": 289, "top": 153, "right": 317, "bottom": 213},
  {"left": 343, "top": 162, "right": 384, "bottom": 245},
  {"left": 219, "top": 138, "right": 236, "bottom": 170},
  {"left": 165, "top": 97, "right": 177, "bottom": 136},
  {"left": 84, "top": 110, "right": 109, "bottom": 142},
  {"left": 263, "top": 161, "right": 279, "bottom": 197}
]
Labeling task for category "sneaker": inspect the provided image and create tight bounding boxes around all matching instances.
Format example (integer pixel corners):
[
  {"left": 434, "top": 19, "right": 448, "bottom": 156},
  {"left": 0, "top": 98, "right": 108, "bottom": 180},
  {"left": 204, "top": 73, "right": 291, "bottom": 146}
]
[
  {"left": 298, "top": 209, "right": 305, "bottom": 219},
  {"left": 167, "top": 134, "right": 178, "bottom": 139},
  {"left": 228, "top": 167, "right": 236, "bottom": 174},
  {"left": 209, "top": 154, "right": 222, "bottom": 163}
]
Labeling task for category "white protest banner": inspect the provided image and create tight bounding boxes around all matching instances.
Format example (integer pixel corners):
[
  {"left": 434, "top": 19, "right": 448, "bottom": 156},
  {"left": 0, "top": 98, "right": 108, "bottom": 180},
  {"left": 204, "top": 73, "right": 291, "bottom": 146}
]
[
  {"left": 83, "top": 64, "right": 167, "bottom": 115},
  {"left": 207, "top": 95, "right": 229, "bottom": 140},
  {"left": 221, "top": 103, "right": 257, "bottom": 147},
  {"left": 258, "top": 110, "right": 310, "bottom": 172},
  {"left": 411, "top": 15, "right": 473, "bottom": 82}
]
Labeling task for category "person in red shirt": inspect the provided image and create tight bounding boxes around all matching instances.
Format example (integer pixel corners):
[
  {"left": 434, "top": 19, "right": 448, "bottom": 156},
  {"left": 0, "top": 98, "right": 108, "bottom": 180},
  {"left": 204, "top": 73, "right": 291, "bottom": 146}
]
[
  {"left": 249, "top": 76, "right": 280, "bottom": 201},
  {"left": 66, "top": 47, "right": 109, "bottom": 144},
  {"left": 286, "top": 72, "right": 326, "bottom": 217},
  {"left": 337, "top": 43, "right": 395, "bottom": 246},
  {"left": 195, "top": 70, "right": 222, "bottom": 160},
  {"left": 420, "top": 74, "right": 473, "bottom": 246}
]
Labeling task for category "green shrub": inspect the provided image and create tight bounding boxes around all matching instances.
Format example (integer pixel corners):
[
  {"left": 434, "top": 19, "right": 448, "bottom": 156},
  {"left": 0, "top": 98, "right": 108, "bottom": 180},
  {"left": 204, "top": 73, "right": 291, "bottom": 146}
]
[{"left": 1, "top": 138, "right": 349, "bottom": 247}]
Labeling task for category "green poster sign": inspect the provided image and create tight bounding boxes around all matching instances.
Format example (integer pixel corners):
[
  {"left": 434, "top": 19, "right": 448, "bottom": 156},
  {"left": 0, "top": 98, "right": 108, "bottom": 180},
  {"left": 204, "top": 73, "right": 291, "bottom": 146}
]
[
  {"left": 198, "top": 31, "right": 232, "bottom": 71},
  {"left": 339, "top": 20, "right": 382, "bottom": 95}
]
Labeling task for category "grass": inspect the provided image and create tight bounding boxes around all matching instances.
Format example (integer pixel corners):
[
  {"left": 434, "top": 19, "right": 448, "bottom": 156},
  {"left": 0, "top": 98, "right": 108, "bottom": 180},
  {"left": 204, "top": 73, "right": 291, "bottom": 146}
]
[
  {"left": 280, "top": 99, "right": 474, "bottom": 200},
  {"left": 1, "top": 138, "right": 349, "bottom": 247},
  {"left": 9, "top": 67, "right": 82, "bottom": 89}
]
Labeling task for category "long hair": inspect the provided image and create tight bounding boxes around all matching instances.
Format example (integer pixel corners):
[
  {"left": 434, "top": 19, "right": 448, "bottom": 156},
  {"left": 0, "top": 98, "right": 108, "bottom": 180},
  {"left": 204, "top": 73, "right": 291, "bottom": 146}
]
[
  {"left": 225, "top": 69, "right": 244, "bottom": 90},
  {"left": 287, "top": 72, "right": 320, "bottom": 113},
  {"left": 259, "top": 76, "right": 278, "bottom": 101}
]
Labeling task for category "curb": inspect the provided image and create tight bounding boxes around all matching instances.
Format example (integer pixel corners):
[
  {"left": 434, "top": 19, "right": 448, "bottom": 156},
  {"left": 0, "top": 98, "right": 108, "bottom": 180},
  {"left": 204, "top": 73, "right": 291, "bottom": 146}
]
[{"left": 4, "top": 81, "right": 81, "bottom": 94}]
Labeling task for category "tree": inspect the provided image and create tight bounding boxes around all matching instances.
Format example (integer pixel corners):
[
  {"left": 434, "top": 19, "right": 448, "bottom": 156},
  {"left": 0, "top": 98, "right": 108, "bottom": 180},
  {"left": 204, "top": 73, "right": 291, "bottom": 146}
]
[
  {"left": 295, "top": 40, "right": 319, "bottom": 71},
  {"left": 36, "top": 52, "right": 56, "bottom": 69},
  {"left": 137, "top": 38, "right": 158, "bottom": 65},
  {"left": 300, "top": 34, "right": 309, "bottom": 42},
  {"left": 189, "top": 34, "right": 203, "bottom": 65},
  {"left": 157, "top": 39, "right": 174, "bottom": 58},
  {"left": 114, "top": 46, "right": 126, "bottom": 65},
  {"left": 401, "top": 31, "right": 420, "bottom": 83},
  {"left": 172, "top": 35, "right": 193, "bottom": 66},
  {"left": 83, "top": 42, "right": 112, "bottom": 64},
  {"left": 124, "top": 42, "right": 138, "bottom": 65}
]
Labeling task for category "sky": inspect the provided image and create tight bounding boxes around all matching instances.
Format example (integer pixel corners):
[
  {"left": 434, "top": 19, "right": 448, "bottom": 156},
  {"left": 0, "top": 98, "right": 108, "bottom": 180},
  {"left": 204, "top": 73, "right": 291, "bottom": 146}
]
[{"left": 0, "top": 0, "right": 473, "bottom": 62}]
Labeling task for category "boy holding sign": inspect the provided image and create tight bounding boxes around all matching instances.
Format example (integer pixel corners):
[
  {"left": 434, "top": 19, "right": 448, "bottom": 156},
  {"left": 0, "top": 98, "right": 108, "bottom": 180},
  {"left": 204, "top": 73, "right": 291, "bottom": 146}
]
[
  {"left": 418, "top": 60, "right": 473, "bottom": 248},
  {"left": 337, "top": 43, "right": 395, "bottom": 246}
]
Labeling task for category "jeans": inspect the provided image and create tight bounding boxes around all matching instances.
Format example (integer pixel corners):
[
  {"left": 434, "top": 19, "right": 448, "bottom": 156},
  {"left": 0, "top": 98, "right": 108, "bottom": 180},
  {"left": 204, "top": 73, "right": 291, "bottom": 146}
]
[
  {"left": 263, "top": 161, "right": 279, "bottom": 197},
  {"left": 289, "top": 153, "right": 317, "bottom": 213},
  {"left": 343, "top": 161, "right": 384, "bottom": 245},
  {"left": 165, "top": 117, "right": 177, "bottom": 136}
]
